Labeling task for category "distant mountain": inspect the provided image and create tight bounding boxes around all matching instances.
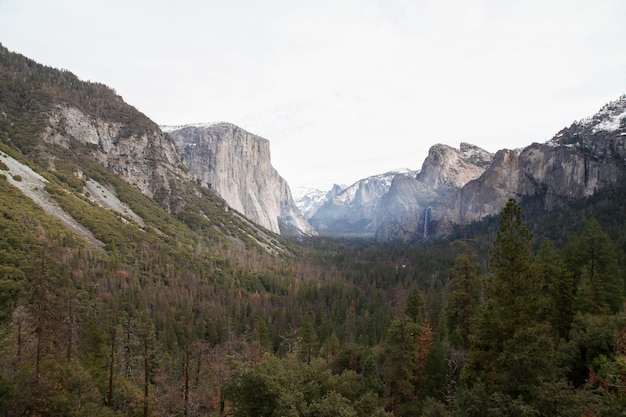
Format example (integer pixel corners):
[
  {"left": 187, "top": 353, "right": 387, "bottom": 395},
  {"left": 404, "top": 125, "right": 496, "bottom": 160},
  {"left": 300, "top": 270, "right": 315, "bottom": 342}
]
[
  {"left": 293, "top": 184, "right": 344, "bottom": 220},
  {"left": 3, "top": 42, "right": 624, "bottom": 246},
  {"left": 164, "top": 123, "right": 316, "bottom": 238},
  {"left": 453, "top": 95, "right": 626, "bottom": 229},
  {"left": 308, "top": 169, "right": 417, "bottom": 237},
  {"left": 0, "top": 44, "right": 297, "bottom": 254},
  {"left": 303, "top": 96, "right": 626, "bottom": 241},
  {"left": 376, "top": 143, "right": 494, "bottom": 241},
  {"left": 304, "top": 144, "right": 492, "bottom": 239}
]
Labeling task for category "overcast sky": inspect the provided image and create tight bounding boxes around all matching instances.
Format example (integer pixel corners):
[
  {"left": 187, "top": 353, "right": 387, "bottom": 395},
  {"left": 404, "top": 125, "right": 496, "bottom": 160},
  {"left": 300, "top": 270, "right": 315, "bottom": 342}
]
[{"left": 1, "top": 0, "right": 625, "bottom": 191}]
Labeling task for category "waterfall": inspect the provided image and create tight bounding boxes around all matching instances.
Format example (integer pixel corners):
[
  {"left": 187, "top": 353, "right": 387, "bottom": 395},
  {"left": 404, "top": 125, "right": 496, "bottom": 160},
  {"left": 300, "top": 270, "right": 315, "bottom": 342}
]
[{"left": 423, "top": 206, "right": 432, "bottom": 239}]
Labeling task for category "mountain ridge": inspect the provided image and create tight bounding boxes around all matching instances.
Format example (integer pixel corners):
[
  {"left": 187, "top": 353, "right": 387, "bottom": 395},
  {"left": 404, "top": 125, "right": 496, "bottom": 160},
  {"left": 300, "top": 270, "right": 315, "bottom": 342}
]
[
  {"left": 3, "top": 42, "right": 625, "bottom": 245},
  {"left": 297, "top": 95, "right": 626, "bottom": 241},
  {"left": 165, "top": 122, "right": 317, "bottom": 238}
]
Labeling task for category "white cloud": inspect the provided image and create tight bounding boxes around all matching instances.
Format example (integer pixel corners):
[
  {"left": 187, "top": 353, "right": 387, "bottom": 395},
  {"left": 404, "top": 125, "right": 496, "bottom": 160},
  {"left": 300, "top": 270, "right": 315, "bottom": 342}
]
[{"left": 1, "top": 0, "right": 624, "bottom": 190}]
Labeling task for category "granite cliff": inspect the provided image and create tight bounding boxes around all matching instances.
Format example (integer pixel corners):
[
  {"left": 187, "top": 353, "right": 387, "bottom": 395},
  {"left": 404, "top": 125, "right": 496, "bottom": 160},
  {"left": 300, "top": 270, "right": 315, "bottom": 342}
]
[
  {"left": 42, "top": 104, "right": 194, "bottom": 211},
  {"left": 305, "top": 144, "right": 492, "bottom": 240},
  {"left": 165, "top": 123, "right": 316, "bottom": 237},
  {"left": 375, "top": 143, "right": 494, "bottom": 241},
  {"left": 454, "top": 96, "right": 626, "bottom": 227},
  {"left": 308, "top": 169, "right": 417, "bottom": 237},
  {"left": 302, "top": 95, "right": 626, "bottom": 242}
]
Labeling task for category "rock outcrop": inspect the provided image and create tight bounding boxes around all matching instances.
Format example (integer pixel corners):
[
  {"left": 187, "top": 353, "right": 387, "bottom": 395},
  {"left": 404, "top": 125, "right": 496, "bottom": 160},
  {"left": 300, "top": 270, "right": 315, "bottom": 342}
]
[
  {"left": 417, "top": 143, "right": 493, "bottom": 189},
  {"left": 306, "top": 95, "right": 626, "bottom": 242},
  {"left": 42, "top": 104, "right": 196, "bottom": 211},
  {"left": 401, "top": 96, "right": 626, "bottom": 241},
  {"left": 308, "top": 144, "right": 492, "bottom": 240},
  {"left": 454, "top": 96, "right": 626, "bottom": 227},
  {"left": 166, "top": 123, "right": 316, "bottom": 237},
  {"left": 309, "top": 169, "right": 416, "bottom": 237},
  {"left": 375, "top": 144, "right": 493, "bottom": 241}
]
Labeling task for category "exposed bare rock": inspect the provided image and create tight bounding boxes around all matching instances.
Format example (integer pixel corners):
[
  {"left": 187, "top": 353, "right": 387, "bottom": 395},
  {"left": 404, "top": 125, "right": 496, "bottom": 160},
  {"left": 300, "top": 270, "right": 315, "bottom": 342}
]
[
  {"left": 308, "top": 142, "right": 492, "bottom": 240},
  {"left": 0, "top": 152, "right": 104, "bottom": 249},
  {"left": 454, "top": 96, "right": 626, "bottom": 227},
  {"left": 166, "top": 123, "right": 316, "bottom": 237},
  {"left": 43, "top": 104, "right": 195, "bottom": 210},
  {"left": 374, "top": 174, "right": 438, "bottom": 242},
  {"left": 309, "top": 170, "right": 413, "bottom": 237},
  {"left": 417, "top": 143, "right": 493, "bottom": 189},
  {"left": 307, "top": 96, "right": 626, "bottom": 242}
]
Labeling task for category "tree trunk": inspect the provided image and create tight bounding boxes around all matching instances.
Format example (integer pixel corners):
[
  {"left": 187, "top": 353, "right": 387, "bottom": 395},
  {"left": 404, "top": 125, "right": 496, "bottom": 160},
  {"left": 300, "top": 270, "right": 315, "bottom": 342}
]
[
  {"left": 66, "top": 278, "right": 74, "bottom": 361},
  {"left": 183, "top": 347, "right": 190, "bottom": 417},
  {"left": 125, "top": 314, "right": 132, "bottom": 376},
  {"left": 143, "top": 333, "right": 149, "bottom": 417},
  {"left": 108, "top": 327, "right": 116, "bottom": 407}
]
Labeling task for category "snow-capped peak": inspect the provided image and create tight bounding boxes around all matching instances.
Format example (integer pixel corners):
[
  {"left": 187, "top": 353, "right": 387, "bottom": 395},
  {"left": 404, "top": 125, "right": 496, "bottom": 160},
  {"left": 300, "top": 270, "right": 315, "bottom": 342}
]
[
  {"left": 293, "top": 186, "right": 334, "bottom": 220},
  {"left": 160, "top": 122, "right": 226, "bottom": 133},
  {"left": 571, "top": 95, "right": 626, "bottom": 133}
]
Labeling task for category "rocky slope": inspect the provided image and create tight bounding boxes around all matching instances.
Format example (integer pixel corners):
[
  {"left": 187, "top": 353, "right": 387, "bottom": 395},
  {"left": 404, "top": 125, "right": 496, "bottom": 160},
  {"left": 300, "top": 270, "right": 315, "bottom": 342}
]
[
  {"left": 165, "top": 123, "right": 316, "bottom": 237},
  {"left": 42, "top": 104, "right": 194, "bottom": 210},
  {"left": 308, "top": 169, "right": 416, "bottom": 237},
  {"left": 307, "top": 144, "right": 492, "bottom": 239},
  {"left": 375, "top": 144, "right": 494, "bottom": 241},
  {"left": 379, "top": 96, "right": 626, "bottom": 241},
  {"left": 453, "top": 95, "right": 626, "bottom": 227},
  {"left": 0, "top": 45, "right": 299, "bottom": 254},
  {"left": 417, "top": 143, "right": 493, "bottom": 189},
  {"left": 306, "top": 96, "right": 626, "bottom": 241}
]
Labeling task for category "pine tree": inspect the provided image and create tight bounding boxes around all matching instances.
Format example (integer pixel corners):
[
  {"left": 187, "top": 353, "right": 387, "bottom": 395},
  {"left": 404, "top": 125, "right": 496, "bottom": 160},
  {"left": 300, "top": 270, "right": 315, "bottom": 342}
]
[
  {"left": 536, "top": 239, "right": 575, "bottom": 343},
  {"left": 381, "top": 288, "right": 435, "bottom": 415},
  {"left": 405, "top": 287, "right": 425, "bottom": 323},
  {"left": 299, "top": 313, "right": 318, "bottom": 365},
  {"left": 445, "top": 243, "right": 481, "bottom": 350},
  {"left": 564, "top": 217, "right": 624, "bottom": 313},
  {"left": 462, "top": 199, "right": 557, "bottom": 408}
]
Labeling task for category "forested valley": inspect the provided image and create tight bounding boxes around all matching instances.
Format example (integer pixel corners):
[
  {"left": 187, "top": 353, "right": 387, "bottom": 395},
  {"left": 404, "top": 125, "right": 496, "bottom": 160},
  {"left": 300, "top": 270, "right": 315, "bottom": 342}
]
[
  {"left": 2, "top": 44, "right": 626, "bottom": 416},
  {"left": 2, "top": 171, "right": 626, "bottom": 416}
]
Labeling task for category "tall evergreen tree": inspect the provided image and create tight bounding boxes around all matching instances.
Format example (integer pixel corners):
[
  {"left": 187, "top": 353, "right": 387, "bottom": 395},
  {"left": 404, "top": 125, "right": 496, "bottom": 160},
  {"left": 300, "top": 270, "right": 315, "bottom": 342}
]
[
  {"left": 564, "top": 217, "right": 624, "bottom": 313},
  {"left": 445, "top": 243, "right": 481, "bottom": 350},
  {"left": 536, "top": 238, "right": 575, "bottom": 343},
  {"left": 461, "top": 199, "right": 561, "bottom": 413},
  {"left": 405, "top": 287, "right": 425, "bottom": 323},
  {"left": 299, "top": 313, "right": 318, "bottom": 365}
]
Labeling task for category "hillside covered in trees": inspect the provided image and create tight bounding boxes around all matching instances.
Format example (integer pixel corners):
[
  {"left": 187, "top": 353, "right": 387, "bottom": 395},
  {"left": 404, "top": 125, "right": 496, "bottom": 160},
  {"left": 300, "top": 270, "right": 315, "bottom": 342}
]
[
  {"left": 2, "top": 179, "right": 625, "bottom": 416},
  {"left": 1, "top": 45, "right": 626, "bottom": 416}
]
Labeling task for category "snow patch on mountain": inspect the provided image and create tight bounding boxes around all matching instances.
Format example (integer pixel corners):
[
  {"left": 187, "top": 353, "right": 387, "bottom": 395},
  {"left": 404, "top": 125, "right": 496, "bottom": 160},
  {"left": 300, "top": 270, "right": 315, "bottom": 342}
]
[
  {"left": 160, "top": 122, "right": 226, "bottom": 133},
  {"left": 593, "top": 108, "right": 626, "bottom": 133},
  {"left": 333, "top": 169, "right": 415, "bottom": 205},
  {"left": 567, "top": 95, "right": 626, "bottom": 134},
  {"left": 293, "top": 187, "right": 328, "bottom": 219}
]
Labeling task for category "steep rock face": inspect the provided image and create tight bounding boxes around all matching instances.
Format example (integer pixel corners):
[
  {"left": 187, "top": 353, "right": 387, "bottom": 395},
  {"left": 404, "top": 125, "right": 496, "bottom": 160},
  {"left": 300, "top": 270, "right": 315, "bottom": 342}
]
[
  {"left": 374, "top": 174, "right": 439, "bottom": 241},
  {"left": 42, "top": 104, "right": 195, "bottom": 210},
  {"left": 309, "top": 143, "right": 493, "bottom": 239},
  {"left": 553, "top": 97, "right": 626, "bottom": 160},
  {"left": 293, "top": 184, "right": 344, "bottom": 220},
  {"left": 453, "top": 148, "right": 523, "bottom": 224},
  {"left": 373, "top": 144, "right": 492, "bottom": 241},
  {"left": 455, "top": 96, "right": 626, "bottom": 226},
  {"left": 309, "top": 171, "right": 411, "bottom": 236},
  {"left": 374, "top": 95, "right": 626, "bottom": 241},
  {"left": 166, "top": 123, "right": 316, "bottom": 237},
  {"left": 417, "top": 143, "right": 493, "bottom": 189}
]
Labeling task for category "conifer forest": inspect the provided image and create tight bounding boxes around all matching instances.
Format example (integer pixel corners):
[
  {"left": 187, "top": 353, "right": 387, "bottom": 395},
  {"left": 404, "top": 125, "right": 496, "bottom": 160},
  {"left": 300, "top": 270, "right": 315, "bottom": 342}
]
[{"left": 1, "top": 45, "right": 626, "bottom": 416}]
